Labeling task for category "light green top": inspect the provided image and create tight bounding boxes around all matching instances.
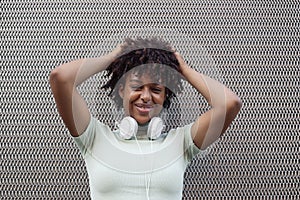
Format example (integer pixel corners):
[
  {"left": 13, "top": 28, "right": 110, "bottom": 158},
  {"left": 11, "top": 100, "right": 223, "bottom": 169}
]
[{"left": 73, "top": 117, "right": 207, "bottom": 200}]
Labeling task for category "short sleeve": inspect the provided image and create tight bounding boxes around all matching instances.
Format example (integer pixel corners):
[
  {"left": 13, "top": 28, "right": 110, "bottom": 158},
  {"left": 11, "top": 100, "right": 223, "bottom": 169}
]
[
  {"left": 73, "top": 116, "right": 97, "bottom": 157},
  {"left": 183, "top": 123, "right": 201, "bottom": 163},
  {"left": 183, "top": 123, "right": 218, "bottom": 164}
]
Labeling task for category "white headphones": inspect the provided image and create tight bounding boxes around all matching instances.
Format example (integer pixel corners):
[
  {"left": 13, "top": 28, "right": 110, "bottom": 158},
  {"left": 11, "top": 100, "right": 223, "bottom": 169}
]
[{"left": 118, "top": 116, "right": 164, "bottom": 140}]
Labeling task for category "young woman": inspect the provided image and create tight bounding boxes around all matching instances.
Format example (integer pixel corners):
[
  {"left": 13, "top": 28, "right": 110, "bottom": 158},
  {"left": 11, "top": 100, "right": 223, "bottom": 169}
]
[{"left": 50, "top": 38, "right": 241, "bottom": 199}]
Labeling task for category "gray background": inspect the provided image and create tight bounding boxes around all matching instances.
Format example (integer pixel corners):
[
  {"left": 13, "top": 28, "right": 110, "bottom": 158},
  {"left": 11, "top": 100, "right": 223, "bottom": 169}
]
[{"left": 1, "top": 0, "right": 299, "bottom": 199}]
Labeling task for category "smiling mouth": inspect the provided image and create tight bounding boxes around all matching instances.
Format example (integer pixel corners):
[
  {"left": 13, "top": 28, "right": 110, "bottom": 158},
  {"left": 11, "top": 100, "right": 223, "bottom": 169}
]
[{"left": 135, "top": 104, "right": 153, "bottom": 113}]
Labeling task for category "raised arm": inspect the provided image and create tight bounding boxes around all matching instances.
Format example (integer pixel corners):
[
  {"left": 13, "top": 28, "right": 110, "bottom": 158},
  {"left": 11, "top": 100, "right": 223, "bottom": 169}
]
[
  {"left": 49, "top": 45, "right": 122, "bottom": 137},
  {"left": 174, "top": 52, "right": 242, "bottom": 150}
]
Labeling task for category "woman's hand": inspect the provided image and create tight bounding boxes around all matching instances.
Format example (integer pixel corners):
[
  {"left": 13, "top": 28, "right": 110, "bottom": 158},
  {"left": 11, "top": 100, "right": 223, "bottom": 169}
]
[
  {"left": 110, "top": 43, "right": 125, "bottom": 60},
  {"left": 173, "top": 51, "right": 191, "bottom": 76}
]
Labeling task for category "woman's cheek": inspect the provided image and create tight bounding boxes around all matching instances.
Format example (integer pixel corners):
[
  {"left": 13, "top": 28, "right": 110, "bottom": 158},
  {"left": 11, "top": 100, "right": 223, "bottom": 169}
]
[
  {"left": 150, "top": 104, "right": 163, "bottom": 117},
  {"left": 154, "top": 93, "right": 166, "bottom": 105},
  {"left": 129, "top": 91, "right": 142, "bottom": 102}
]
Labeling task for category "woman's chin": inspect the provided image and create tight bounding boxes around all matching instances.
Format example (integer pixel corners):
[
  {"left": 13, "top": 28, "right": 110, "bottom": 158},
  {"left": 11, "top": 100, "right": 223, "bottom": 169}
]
[{"left": 135, "top": 118, "right": 150, "bottom": 125}]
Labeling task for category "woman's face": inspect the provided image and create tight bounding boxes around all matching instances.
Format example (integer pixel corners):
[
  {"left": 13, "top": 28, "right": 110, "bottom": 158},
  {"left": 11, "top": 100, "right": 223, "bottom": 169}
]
[{"left": 118, "top": 72, "right": 166, "bottom": 125}]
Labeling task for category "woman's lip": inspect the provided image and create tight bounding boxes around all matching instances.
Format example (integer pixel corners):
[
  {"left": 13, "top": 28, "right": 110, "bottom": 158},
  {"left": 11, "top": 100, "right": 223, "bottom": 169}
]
[
  {"left": 135, "top": 104, "right": 153, "bottom": 114},
  {"left": 135, "top": 103, "right": 153, "bottom": 108}
]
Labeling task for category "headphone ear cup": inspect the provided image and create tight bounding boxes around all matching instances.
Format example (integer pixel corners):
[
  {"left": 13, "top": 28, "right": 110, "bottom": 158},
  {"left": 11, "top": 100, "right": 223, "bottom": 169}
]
[
  {"left": 147, "top": 117, "right": 164, "bottom": 140},
  {"left": 119, "top": 116, "right": 138, "bottom": 140}
]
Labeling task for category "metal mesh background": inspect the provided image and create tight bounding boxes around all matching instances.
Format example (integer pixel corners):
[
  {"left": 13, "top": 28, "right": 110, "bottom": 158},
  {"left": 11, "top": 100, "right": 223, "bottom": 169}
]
[{"left": 1, "top": 0, "right": 299, "bottom": 199}]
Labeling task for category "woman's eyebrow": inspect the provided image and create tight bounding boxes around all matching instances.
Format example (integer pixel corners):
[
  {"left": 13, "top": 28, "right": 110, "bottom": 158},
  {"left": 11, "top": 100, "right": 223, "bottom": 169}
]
[
  {"left": 129, "top": 79, "right": 163, "bottom": 86},
  {"left": 129, "top": 79, "right": 142, "bottom": 84}
]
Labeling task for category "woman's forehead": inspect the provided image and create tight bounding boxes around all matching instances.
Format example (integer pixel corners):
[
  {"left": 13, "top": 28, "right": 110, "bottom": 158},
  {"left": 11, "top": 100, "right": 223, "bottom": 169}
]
[{"left": 126, "top": 72, "right": 163, "bottom": 85}]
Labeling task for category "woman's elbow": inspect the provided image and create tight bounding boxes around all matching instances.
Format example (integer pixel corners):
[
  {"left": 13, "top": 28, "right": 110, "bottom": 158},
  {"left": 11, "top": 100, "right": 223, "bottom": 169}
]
[
  {"left": 228, "top": 96, "right": 242, "bottom": 114},
  {"left": 49, "top": 66, "right": 67, "bottom": 87}
]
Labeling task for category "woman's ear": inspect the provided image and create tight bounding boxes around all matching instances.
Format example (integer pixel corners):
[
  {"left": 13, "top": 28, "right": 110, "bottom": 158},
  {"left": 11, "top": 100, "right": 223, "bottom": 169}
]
[
  {"left": 163, "top": 89, "right": 169, "bottom": 108},
  {"left": 118, "top": 84, "right": 124, "bottom": 99}
]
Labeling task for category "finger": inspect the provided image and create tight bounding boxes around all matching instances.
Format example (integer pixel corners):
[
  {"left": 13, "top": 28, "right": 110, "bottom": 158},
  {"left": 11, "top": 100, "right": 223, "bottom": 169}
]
[
  {"left": 170, "top": 46, "right": 176, "bottom": 52},
  {"left": 174, "top": 52, "right": 184, "bottom": 63}
]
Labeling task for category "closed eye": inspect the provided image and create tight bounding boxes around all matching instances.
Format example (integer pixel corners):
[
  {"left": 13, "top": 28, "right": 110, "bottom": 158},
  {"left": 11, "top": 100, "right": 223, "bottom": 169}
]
[
  {"left": 130, "top": 85, "right": 142, "bottom": 91},
  {"left": 151, "top": 87, "right": 162, "bottom": 93}
]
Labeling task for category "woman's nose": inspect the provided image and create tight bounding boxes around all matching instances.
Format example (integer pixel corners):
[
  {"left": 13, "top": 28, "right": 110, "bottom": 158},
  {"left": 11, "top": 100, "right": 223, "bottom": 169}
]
[{"left": 140, "top": 88, "right": 151, "bottom": 102}]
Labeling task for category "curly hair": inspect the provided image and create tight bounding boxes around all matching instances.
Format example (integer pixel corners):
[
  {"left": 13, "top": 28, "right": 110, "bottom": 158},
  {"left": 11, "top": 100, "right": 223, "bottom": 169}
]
[{"left": 101, "top": 37, "right": 184, "bottom": 109}]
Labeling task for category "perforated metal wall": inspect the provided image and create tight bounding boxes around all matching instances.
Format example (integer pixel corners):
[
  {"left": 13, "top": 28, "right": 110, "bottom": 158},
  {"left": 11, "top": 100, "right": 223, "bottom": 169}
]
[{"left": 1, "top": 0, "right": 299, "bottom": 199}]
